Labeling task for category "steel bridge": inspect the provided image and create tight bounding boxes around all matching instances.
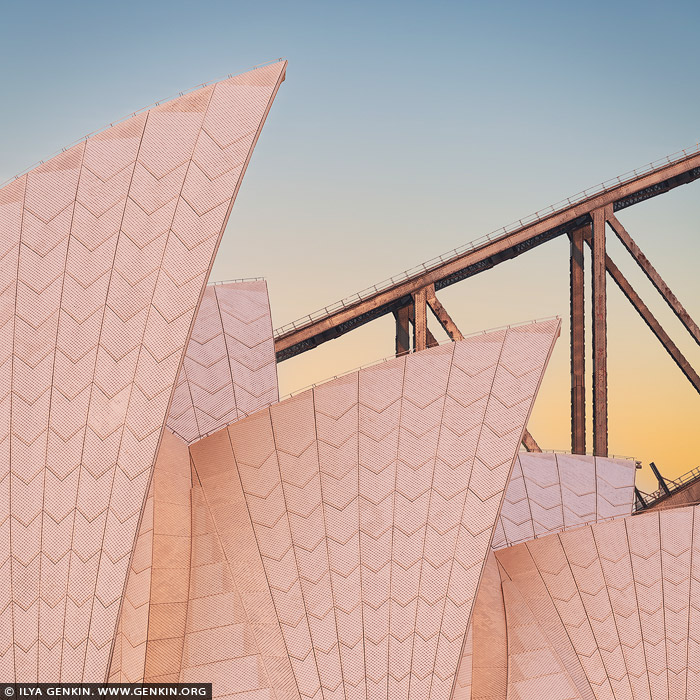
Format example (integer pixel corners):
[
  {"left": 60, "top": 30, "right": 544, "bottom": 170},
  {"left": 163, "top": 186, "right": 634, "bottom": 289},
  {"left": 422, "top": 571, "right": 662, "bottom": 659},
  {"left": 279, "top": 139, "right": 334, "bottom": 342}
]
[{"left": 272, "top": 144, "right": 700, "bottom": 459}]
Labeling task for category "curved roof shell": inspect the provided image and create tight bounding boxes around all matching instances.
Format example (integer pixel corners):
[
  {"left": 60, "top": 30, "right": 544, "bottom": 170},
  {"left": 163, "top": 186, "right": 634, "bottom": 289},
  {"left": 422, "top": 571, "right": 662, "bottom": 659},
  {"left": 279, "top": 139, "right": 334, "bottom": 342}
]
[
  {"left": 166, "top": 279, "right": 278, "bottom": 444},
  {"left": 107, "top": 320, "right": 559, "bottom": 696},
  {"left": 0, "top": 60, "right": 287, "bottom": 682},
  {"left": 459, "top": 504, "right": 700, "bottom": 700},
  {"left": 457, "top": 452, "right": 638, "bottom": 699}
]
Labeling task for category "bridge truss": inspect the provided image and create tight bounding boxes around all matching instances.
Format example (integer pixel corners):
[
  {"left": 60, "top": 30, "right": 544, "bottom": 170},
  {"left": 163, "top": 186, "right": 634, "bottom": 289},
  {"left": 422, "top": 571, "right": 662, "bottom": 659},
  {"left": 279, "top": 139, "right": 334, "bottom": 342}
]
[{"left": 273, "top": 145, "right": 700, "bottom": 457}]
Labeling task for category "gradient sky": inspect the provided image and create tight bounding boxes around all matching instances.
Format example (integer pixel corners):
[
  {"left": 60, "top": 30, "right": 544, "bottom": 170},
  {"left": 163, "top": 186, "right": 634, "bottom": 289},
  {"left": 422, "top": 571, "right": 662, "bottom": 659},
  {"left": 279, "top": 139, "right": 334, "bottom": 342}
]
[{"left": 1, "top": 0, "right": 698, "bottom": 492}]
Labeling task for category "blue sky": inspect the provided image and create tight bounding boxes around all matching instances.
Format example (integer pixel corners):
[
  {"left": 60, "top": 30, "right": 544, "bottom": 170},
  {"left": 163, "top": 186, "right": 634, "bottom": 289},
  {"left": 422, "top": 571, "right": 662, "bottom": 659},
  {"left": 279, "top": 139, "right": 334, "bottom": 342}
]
[{"left": 1, "top": 0, "right": 699, "bottom": 486}]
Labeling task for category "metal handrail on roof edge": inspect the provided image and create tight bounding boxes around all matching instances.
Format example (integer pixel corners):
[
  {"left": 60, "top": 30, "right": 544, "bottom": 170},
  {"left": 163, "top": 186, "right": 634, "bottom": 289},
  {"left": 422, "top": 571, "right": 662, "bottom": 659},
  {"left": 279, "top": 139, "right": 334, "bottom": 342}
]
[
  {"left": 534, "top": 449, "right": 635, "bottom": 461},
  {"left": 208, "top": 276, "right": 265, "bottom": 286},
  {"left": 277, "top": 315, "right": 560, "bottom": 401},
  {"left": 273, "top": 142, "right": 700, "bottom": 338}
]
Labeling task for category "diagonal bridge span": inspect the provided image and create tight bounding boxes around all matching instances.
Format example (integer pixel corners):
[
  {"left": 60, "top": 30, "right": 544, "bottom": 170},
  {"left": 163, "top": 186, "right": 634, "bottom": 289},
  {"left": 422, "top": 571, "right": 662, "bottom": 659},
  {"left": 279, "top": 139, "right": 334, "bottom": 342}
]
[{"left": 273, "top": 143, "right": 700, "bottom": 459}]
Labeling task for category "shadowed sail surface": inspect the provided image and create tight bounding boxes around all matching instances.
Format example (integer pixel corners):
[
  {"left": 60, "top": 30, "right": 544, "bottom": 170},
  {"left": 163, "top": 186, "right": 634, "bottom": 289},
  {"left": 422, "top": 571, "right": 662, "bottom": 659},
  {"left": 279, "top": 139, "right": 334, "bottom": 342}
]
[
  {"left": 456, "top": 453, "right": 638, "bottom": 700},
  {"left": 491, "top": 505, "right": 700, "bottom": 700},
  {"left": 107, "top": 320, "right": 559, "bottom": 697}
]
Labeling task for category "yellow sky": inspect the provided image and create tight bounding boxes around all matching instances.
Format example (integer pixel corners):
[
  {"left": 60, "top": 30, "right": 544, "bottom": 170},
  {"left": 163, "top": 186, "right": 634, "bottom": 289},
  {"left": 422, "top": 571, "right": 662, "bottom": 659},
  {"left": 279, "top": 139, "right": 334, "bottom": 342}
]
[{"left": 271, "top": 194, "right": 700, "bottom": 497}]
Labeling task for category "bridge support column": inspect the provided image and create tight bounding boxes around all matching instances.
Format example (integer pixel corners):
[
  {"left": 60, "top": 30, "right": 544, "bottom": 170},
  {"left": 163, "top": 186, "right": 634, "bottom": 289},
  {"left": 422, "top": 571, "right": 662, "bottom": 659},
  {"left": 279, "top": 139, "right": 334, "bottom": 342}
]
[
  {"left": 591, "top": 207, "right": 610, "bottom": 457},
  {"left": 570, "top": 225, "right": 586, "bottom": 455},
  {"left": 413, "top": 287, "right": 428, "bottom": 352},
  {"left": 395, "top": 306, "right": 410, "bottom": 356},
  {"left": 427, "top": 284, "right": 464, "bottom": 341}
]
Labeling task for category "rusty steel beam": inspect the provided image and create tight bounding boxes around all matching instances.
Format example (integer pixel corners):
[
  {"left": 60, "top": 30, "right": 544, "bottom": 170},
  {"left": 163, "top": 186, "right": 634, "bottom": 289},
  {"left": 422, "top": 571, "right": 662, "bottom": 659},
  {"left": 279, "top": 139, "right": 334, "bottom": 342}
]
[
  {"left": 413, "top": 287, "right": 428, "bottom": 352},
  {"left": 275, "top": 151, "right": 700, "bottom": 360},
  {"left": 427, "top": 328, "right": 439, "bottom": 348},
  {"left": 426, "top": 285, "right": 465, "bottom": 341},
  {"left": 582, "top": 232, "right": 700, "bottom": 394},
  {"left": 606, "top": 212, "right": 700, "bottom": 346},
  {"left": 521, "top": 430, "right": 542, "bottom": 453},
  {"left": 570, "top": 225, "right": 586, "bottom": 455},
  {"left": 394, "top": 306, "right": 410, "bottom": 356},
  {"left": 591, "top": 207, "right": 609, "bottom": 457},
  {"left": 650, "top": 462, "right": 672, "bottom": 496},
  {"left": 407, "top": 302, "right": 439, "bottom": 348},
  {"left": 603, "top": 256, "right": 700, "bottom": 393}
]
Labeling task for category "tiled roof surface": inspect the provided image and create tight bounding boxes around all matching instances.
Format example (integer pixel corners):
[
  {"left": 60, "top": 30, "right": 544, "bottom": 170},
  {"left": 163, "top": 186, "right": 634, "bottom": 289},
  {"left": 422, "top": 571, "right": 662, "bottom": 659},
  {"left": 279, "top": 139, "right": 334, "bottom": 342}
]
[
  {"left": 187, "top": 320, "right": 559, "bottom": 699},
  {"left": 492, "top": 453, "right": 636, "bottom": 549},
  {"left": 460, "top": 505, "right": 700, "bottom": 700},
  {"left": 0, "top": 61, "right": 286, "bottom": 682},
  {"left": 166, "top": 280, "right": 278, "bottom": 444}
]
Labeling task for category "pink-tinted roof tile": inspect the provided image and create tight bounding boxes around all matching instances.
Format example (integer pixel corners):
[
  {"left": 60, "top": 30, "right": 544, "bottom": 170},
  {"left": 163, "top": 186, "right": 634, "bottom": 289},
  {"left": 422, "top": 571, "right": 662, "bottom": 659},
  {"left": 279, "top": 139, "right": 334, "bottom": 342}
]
[
  {"left": 186, "top": 320, "right": 559, "bottom": 699},
  {"left": 166, "top": 280, "right": 278, "bottom": 444},
  {"left": 492, "top": 454, "right": 636, "bottom": 550},
  {"left": 0, "top": 60, "right": 286, "bottom": 682},
  {"left": 488, "top": 505, "right": 700, "bottom": 700},
  {"left": 189, "top": 428, "right": 299, "bottom": 700}
]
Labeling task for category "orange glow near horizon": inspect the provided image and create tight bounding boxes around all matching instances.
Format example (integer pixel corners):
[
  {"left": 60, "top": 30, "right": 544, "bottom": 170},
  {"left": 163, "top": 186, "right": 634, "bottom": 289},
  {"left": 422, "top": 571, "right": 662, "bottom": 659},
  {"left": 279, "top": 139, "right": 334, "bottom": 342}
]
[
  {"left": 264, "top": 193, "right": 700, "bottom": 498},
  {"left": 275, "top": 305, "right": 700, "bottom": 497}
]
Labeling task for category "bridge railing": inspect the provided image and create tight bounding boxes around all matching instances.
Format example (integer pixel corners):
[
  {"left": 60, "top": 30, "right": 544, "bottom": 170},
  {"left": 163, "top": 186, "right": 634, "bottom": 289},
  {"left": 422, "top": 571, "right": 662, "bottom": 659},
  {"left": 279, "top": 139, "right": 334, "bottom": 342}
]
[
  {"left": 274, "top": 142, "right": 700, "bottom": 339},
  {"left": 636, "top": 464, "right": 700, "bottom": 509}
]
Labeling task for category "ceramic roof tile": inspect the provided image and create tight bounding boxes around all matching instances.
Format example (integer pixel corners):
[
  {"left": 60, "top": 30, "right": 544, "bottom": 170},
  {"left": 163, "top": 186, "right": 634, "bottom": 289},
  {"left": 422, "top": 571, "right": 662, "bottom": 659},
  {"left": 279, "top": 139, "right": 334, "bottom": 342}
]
[
  {"left": 187, "top": 320, "right": 559, "bottom": 699},
  {"left": 0, "top": 61, "right": 286, "bottom": 682},
  {"left": 166, "top": 280, "right": 278, "bottom": 444}
]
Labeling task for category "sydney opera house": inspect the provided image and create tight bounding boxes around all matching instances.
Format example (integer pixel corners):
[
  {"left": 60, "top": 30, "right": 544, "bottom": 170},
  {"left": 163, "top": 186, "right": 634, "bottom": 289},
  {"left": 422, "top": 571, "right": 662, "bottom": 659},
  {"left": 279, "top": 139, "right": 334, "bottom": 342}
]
[{"left": 1, "top": 59, "right": 699, "bottom": 699}]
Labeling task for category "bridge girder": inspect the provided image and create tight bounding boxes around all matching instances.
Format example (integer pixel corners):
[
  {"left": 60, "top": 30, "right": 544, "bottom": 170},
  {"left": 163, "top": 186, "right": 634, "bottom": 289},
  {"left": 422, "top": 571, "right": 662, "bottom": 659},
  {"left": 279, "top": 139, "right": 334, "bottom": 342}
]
[{"left": 273, "top": 149, "right": 700, "bottom": 458}]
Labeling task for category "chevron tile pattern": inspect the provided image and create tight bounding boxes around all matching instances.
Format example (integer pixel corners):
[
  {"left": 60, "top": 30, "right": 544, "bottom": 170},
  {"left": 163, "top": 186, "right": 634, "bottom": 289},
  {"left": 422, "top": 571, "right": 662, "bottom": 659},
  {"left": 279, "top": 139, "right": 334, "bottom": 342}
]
[
  {"left": 109, "top": 425, "right": 299, "bottom": 698},
  {"left": 108, "top": 430, "right": 193, "bottom": 685},
  {"left": 107, "top": 478, "right": 154, "bottom": 684},
  {"left": 456, "top": 452, "right": 637, "bottom": 699},
  {"left": 0, "top": 60, "right": 286, "bottom": 682},
  {"left": 451, "top": 623, "right": 473, "bottom": 700},
  {"left": 492, "top": 454, "right": 636, "bottom": 549},
  {"left": 166, "top": 279, "right": 278, "bottom": 444},
  {"left": 187, "top": 320, "right": 559, "bottom": 700},
  {"left": 110, "top": 278, "right": 277, "bottom": 685},
  {"left": 488, "top": 504, "right": 700, "bottom": 700},
  {"left": 186, "top": 428, "right": 300, "bottom": 699}
]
